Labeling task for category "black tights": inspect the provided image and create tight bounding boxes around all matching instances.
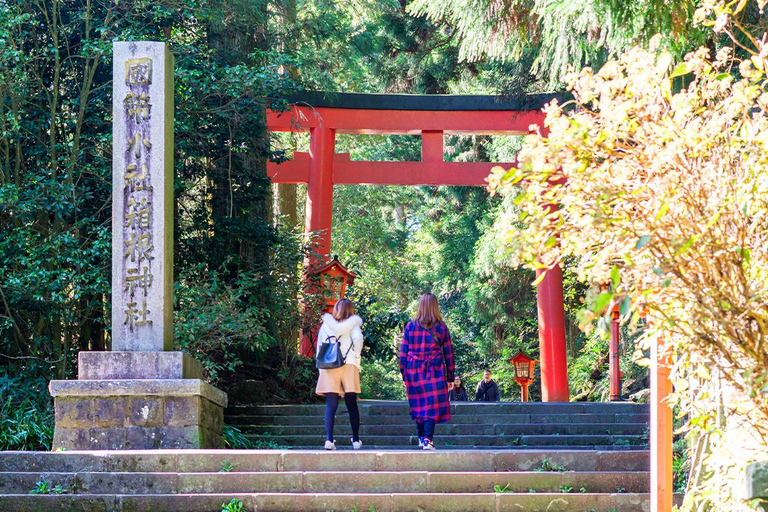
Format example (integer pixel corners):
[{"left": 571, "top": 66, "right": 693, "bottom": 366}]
[
  {"left": 417, "top": 419, "right": 435, "bottom": 441},
  {"left": 324, "top": 392, "right": 360, "bottom": 442}
]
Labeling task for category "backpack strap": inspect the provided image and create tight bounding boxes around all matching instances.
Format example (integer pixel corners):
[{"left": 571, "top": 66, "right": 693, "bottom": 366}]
[
  {"left": 343, "top": 338, "right": 355, "bottom": 359},
  {"left": 425, "top": 324, "right": 443, "bottom": 347},
  {"left": 323, "top": 333, "right": 355, "bottom": 360}
]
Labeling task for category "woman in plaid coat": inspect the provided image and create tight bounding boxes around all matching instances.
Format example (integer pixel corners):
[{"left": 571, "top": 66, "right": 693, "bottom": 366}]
[{"left": 399, "top": 293, "right": 455, "bottom": 450}]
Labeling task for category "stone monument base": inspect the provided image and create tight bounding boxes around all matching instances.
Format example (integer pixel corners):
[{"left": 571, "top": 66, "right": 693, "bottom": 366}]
[
  {"left": 77, "top": 351, "right": 203, "bottom": 380},
  {"left": 48, "top": 379, "right": 228, "bottom": 450}
]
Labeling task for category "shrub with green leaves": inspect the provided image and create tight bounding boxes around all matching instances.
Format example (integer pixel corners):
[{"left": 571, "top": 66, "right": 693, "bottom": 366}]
[
  {"left": 360, "top": 357, "right": 406, "bottom": 400},
  {"left": 0, "top": 375, "right": 53, "bottom": 451},
  {"left": 174, "top": 265, "right": 276, "bottom": 386}
]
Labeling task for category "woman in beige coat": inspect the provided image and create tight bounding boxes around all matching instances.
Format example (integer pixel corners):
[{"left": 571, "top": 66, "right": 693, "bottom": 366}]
[{"left": 315, "top": 298, "right": 364, "bottom": 450}]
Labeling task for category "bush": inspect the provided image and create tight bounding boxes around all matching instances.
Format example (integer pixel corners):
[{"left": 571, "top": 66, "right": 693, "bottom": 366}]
[
  {"left": 174, "top": 264, "right": 277, "bottom": 386},
  {"left": 222, "top": 425, "right": 254, "bottom": 449},
  {"left": 0, "top": 374, "right": 53, "bottom": 451},
  {"left": 360, "top": 357, "right": 406, "bottom": 400}
]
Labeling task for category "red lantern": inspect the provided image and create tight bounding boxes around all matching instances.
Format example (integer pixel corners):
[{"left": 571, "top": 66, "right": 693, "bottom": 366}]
[
  {"left": 311, "top": 256, "right": 356, "bottom": 313},
  {"left": 299, "top": 256, "right": 357, "bottom": 358},
  {"left": 508, "top": 351, "right": 539, "bottom": 402}
]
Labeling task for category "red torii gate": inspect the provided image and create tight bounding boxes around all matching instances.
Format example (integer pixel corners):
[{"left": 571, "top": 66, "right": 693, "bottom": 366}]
[{"left": 267, "top": 92, "right": 570, "bottom": 402}]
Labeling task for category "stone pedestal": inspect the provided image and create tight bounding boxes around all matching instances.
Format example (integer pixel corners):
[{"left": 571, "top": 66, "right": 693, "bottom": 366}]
[
  {"left": 49, "top": 377, "right": 227, "bottom": 450},
  {"left": 78, "top": 351, "right": 203, "bottom": 380}
]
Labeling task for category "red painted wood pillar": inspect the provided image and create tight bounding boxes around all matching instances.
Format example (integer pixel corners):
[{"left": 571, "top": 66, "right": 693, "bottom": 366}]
[
  {"left": 305, "top": 127, "right": 336, "bottom": 264},
  {"left": 536, "top": 265, "right": 570, "bottom": 402},
  {"left": 651, "top": 330, "right": 674, "bottom": 511},
  {"left": 300, "top": 127, "right": 335, "bottom": 358},
  {"left": 609, "top": 309, "right": 622, "bottom": 400}
]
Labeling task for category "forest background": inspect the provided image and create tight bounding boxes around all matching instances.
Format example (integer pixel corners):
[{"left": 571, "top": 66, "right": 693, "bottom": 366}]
[{"left": 0, "top": 0, "right": 714, "bottom": 452}]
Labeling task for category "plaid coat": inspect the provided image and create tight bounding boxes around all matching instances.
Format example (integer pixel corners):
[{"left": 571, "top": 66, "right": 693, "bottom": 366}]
[{"left": 399, "top": 320, "right": 456, "bottom": 423}]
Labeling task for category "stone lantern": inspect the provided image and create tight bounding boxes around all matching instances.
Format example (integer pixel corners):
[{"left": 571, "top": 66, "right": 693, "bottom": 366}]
[{"left": 509, "top": 351, "right": 539, "bottom": 402}]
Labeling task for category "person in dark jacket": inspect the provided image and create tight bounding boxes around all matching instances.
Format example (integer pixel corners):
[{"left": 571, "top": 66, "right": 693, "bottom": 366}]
[
  {"left": 449, "top": 376, "right": 469, "bottom": 401},
  {"left": 475, "top": 370, "right": 501, "bottom": 402}
]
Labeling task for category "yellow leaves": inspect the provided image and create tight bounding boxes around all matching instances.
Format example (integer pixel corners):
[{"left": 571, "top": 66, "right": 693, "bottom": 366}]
[
  {"left": 654, "top": 203, "right": 670, "bottom": 222},
  {"left": 669, "top": 62, "right": 691, "bottom": 79}
]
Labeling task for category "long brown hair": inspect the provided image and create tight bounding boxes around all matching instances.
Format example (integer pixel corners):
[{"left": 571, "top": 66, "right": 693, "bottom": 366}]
[
  {"left": 415, "top": 293, "right": 442, "bottom": 330},
  {"left": 332, "top": 298, "right": 355, "bottom": 321}
]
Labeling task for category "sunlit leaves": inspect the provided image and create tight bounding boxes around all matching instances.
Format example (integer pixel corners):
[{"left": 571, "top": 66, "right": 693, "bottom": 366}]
[{"left": 490, "top": 8, "right": 768, "bottom": 509}]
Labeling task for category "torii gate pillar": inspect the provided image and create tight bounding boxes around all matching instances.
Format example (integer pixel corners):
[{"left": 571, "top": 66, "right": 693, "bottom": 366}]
[
  {"left": 536, "top": 266, "right": 570, "bottom": 402},
  {"left": 306, "top": 127, "right": 335, "bottom": 265},
  {"left": 299, "top": 127, "right": 336, "bottom": 357}
]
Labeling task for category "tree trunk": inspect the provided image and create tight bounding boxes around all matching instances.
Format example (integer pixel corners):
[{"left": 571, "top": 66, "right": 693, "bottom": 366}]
[{"left": 275, "top": 182, "right": 299, "bottom": 229}]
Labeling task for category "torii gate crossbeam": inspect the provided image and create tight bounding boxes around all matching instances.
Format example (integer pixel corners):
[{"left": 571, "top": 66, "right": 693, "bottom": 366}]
[{"left": 267, "top": 92, "right": 570, "bottom": 402}]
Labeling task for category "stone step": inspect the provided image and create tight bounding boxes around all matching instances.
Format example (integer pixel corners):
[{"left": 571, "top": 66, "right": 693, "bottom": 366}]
[
  {"left": 227, "top": 413, "right": 650, "bottom": 426},
  {"left": 0, "top": 492, "right": 658, "bottom": 512},
  {"left": 0, "top": 449, "right": 650, "bottom": 473},
  {"left": 0, "top": 470, "right": 650, "bottom": 494},
  {"left": 243, "top": 422, "right": 648, "bottom": 436},
  {"left": 228, "top": 401, "right": 649, "bottom": 417},
  {"left": 250, "top": 434, "right": 649, "bottom": 448},
  {"left": 333, "top": 445, "right": 650, "bottom": 451}
]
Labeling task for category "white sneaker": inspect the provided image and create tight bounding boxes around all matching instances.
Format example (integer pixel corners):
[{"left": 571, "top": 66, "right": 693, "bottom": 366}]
[
  {"left": 324, "top": 440, "right": 336, "bottom": 450},
  {"left": 422, "top": 439, "right": 435, "bottom": 450},
  {"left": 351, "top": 438, "right": 363, "bottom": 450}
]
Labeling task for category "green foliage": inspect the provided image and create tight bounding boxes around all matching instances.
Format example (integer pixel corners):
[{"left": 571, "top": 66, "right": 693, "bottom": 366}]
[
  {"left": 0, "top": 0, "right": 301, "bottom": 440},
  {"left": 359, "top": 358, "right": 406, "bottom": 400},
  {"left": 673, "top": 438, "right": 689, "bottom": 493},
  {"left": 222, "top": 426, "right": 253, "bottom": 450},
  {"left": 221, "top": 499, "right": 244, "bottom": 512},
  {"left": 0, "top": 0, "right": 682, "bottom": 460},
  {"left": 559, "top": 485, "right": 574, "bottom": 493},
  {"left": 219, "top": 460, "right": 235, "bottom": 473},
  {"left": 408, "top": 0, "right": 704, "bottom": 87},
  {"left": 0, "top": 375, "right": 53, "bottom": 451},
  {"left": 568, "top": 325, "right": 647, "bottom": 401},
  {"left": 174, "top": 265, "right": 275, "bottom": 385},
  {"left": 535, "top": 458, "right": 566, "bottom": 472},
  {"left": 494, "top": 483, "right": 511, "bottom": 493},
  {"left": 29, "top": 480, "right": 66, "bottom": 495}
]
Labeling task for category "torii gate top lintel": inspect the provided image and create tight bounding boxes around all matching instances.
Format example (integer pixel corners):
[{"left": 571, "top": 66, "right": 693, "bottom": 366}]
[
  {"left": 267, "top": 91, "right": 560, "bottom": 136},
  {"left": 267, "top": 91, "right": 559, "bottom": 186}
]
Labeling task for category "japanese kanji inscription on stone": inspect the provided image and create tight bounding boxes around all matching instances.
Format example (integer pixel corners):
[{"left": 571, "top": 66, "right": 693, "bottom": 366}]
[{"left": 112, "top": 42, "right": 174, "bottom": 351}]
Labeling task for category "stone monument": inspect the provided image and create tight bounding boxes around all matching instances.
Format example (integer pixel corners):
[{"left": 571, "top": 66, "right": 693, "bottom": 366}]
[{"left": 48, "top": 42, "right": 227, "bottom": 449}]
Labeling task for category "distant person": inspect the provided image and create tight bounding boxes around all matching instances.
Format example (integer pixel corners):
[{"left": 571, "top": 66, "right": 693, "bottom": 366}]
[
  {"left": 399, "top": 293, "right": 456, "bottom": 450},
  {"left": 315, "top": 299, "right": 365, "bottom": 450},
  {"left": 449, "top": 376, "right": 469, "bottom": 401},
  {"left": 475, "top": 370, "right": 501, "bottom": 402}
]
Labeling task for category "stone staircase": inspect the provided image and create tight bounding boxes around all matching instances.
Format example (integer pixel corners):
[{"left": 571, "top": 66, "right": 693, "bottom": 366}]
[
  {"left": 0, "top": 401, "right": 659, "bottom": 511},
  {"left": 226, "top": 400, "right": 650, "bottom": 450},
  {"left": 0, "top": 449, "right": 652, "bottom": 511}
]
